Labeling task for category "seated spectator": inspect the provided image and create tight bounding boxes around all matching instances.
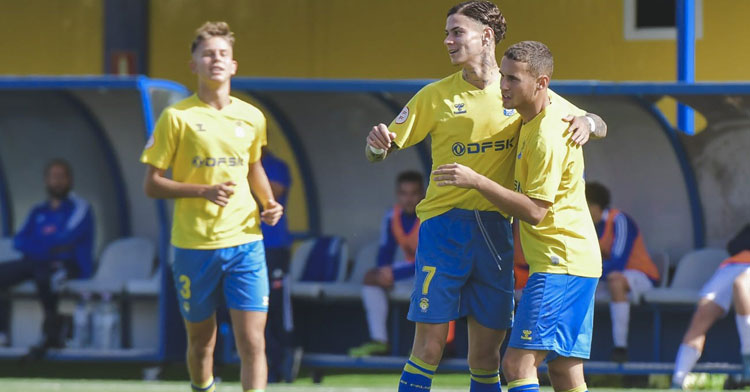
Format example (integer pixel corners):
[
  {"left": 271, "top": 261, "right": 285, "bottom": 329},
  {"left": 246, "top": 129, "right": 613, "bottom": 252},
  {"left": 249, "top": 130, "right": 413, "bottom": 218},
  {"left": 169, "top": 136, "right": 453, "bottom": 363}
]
[
  {"left": 0, "top": 159, "right": 94, "bottom": 352},
  {"left": 672, "top": 224, "right": 750, "bottom": 389},
  {"left": 586, "top": 182, "right": 660, "bottom": 362},
  {"left": 349, "top": 171, "right": 426, "bottom": 357}
]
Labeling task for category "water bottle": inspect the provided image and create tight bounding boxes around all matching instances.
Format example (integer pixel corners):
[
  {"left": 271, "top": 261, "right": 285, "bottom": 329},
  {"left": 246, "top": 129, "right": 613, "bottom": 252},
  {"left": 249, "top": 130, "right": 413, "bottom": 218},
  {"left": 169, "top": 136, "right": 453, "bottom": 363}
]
[
  {"left": 71, "top": 293, "right": 92, "bottom": 348},
  {"left": 92, "top": 292, "right": 121, "bottom": 350}
]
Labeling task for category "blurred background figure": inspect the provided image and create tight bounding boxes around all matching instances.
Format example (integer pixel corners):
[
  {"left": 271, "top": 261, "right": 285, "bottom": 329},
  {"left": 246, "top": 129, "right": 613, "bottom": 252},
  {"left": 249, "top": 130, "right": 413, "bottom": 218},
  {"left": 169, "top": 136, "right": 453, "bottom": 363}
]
[
  {"left": 260, "top": 146, "right": 300, "bottom": 383},
  {"left": 349, "top": 171, "right": 428, "bottom": 357},
  {"left": 0, "top": 158, "right": 94, "bottom": 354},
  {"left": 671, "top": 224, "right": 750, "bottom": 389},
  {"left": 587, "top": 181, "right": 660, "bottom": 362}
]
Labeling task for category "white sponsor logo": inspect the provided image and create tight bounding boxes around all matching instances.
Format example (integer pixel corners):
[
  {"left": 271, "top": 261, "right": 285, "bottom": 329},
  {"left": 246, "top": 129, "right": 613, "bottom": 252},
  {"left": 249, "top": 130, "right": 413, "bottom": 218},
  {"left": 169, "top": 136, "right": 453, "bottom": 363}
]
[{"left": 395, "top": 107, "right": 409, "bottom": 124}]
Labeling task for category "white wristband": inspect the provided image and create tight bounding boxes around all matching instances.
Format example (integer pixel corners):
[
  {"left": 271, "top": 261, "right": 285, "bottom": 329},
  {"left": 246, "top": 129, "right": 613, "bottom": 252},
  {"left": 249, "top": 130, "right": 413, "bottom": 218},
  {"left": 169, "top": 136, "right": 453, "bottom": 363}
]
[
  {"left": 368, "top": 145, "right": 386, "bottom": 155},
  {"left": 585, "top": 115, "right": 596, "bottom": 134}
]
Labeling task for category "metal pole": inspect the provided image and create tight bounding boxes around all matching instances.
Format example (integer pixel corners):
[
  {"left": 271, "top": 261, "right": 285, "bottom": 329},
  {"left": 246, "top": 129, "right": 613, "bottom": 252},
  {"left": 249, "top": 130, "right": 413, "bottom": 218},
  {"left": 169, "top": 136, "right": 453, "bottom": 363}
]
[{"left": 677, "top": 0, "right": 695, "bottom": 135}]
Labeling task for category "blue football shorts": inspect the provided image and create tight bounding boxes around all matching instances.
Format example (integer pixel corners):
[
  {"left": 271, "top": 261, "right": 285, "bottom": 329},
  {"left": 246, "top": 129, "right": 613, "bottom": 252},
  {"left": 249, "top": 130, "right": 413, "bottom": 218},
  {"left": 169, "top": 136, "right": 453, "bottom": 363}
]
[
  {"left": 171, "top": 240, "right": 269, "bottom": 322},
  {"left": 407, "top": 208, "right": 514, "bottom": 330},
  {"left": 509, "top": 272, "right": 598, "bottom": 359}
]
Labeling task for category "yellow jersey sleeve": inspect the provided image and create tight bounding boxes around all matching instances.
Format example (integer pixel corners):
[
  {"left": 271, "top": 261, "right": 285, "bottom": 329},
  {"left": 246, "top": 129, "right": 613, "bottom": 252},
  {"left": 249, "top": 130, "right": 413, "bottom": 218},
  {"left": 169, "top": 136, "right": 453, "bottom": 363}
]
[
  {"left": 390, "top": 86, "right": 435, "bottom": 150},
  {"left": 248, "top": 113, "right": 266, "bottom": 164},
  {"left": 140, "top": 109, "right": 181, "bottom": 170}
]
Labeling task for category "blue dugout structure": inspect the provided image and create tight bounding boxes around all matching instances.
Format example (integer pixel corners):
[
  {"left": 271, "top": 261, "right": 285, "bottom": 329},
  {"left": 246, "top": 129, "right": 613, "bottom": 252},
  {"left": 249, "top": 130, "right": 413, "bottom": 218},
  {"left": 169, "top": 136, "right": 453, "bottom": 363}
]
[
  {"left": 3, "top": 76, "right": 750, "bottom": 371},
  {"left": 0, "top": 76, "right": 188, "bottom": 361}
]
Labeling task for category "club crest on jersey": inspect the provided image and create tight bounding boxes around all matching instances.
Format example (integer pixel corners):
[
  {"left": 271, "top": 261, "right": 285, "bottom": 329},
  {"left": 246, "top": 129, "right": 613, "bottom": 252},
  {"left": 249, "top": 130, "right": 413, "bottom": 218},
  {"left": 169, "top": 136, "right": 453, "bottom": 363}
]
[
  {"left": 395, "top": 107, "right": 409, "bottom": 124},
  {"left": 419, "top": 297, "right": 429, "bottom": 312},
  {"left": 453, "top": 103, "right": 467, "bottom": 114},
  {"left": 234, "top": 121, "right": 246, "bottom": 137},
  {"left": 503, "top": 108, "right": 516, "bottom": 116}
]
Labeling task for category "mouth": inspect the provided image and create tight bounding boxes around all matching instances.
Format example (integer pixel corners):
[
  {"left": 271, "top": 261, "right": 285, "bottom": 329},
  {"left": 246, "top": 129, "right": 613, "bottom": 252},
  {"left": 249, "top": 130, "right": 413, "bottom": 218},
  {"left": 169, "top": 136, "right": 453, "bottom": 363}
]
[{"left": 448, "top": 49, "right": 459, "bottom": 55}]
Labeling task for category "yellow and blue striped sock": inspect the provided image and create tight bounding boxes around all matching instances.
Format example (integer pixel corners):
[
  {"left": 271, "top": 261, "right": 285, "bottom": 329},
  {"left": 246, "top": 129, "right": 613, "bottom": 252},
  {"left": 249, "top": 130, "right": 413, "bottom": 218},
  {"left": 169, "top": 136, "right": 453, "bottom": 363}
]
[
  {"left": 244, "top": 389, "right": 265, "bottom": 392},
  {"left": 191, "top": 376, "right": 216, "bottom": 392},
  {"left": 561, "top": 384, "right": 588, "bottom": 392},
  {"left": 508, "top": 378, "right": 539, "bottom": 392},
  {"left": 469, "top": 368, "right": 501, "bottom": 391},
  {"left": 398, "top": 355, "right": 437, "bottom": 391}
]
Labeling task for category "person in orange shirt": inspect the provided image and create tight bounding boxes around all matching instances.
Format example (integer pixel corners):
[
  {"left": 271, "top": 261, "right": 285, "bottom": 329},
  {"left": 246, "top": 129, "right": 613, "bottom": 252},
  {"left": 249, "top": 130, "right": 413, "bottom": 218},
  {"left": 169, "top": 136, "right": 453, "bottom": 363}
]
[
  {"left": 672, "top": 224, "right": 750, "bottom": 389},
  {"left": 586, "top": 182, "right": 660, "bottom": 362}
]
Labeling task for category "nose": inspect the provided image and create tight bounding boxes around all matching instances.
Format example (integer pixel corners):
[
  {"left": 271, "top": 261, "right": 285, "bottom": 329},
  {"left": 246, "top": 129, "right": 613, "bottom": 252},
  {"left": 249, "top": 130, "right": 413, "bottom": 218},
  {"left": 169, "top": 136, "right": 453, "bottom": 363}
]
[{"left": 444, "top": 35, "right": 453, "bottom": 46}]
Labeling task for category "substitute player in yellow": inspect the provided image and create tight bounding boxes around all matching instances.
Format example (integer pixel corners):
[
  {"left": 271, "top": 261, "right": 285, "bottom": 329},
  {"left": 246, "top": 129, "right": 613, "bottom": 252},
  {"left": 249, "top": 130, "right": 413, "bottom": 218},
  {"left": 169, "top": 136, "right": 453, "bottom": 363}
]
[
  {"left": 141, "top": 22, "right": 283, "bottom": 392},
  {"left": 366, "top": 2, "right": 605, "bottom": 391},
  {"left": 433, "top": 41, "right": 602, "bottom": 392}
]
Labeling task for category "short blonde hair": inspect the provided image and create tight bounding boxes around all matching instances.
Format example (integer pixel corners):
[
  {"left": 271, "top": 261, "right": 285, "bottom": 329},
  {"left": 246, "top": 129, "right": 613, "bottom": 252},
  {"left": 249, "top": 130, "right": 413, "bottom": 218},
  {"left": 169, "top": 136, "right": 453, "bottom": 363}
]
[{"left": 190, "top": 21, "right": 235, "bottom": 53}]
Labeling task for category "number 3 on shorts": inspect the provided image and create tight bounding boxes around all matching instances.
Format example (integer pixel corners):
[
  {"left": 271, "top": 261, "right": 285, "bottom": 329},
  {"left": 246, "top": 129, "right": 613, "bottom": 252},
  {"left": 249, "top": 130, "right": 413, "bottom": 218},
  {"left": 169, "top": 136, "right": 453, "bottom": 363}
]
[
  {"left": 179, "top": 274, "right": 191, "bottom": 299},
  {"left": 421, "top": 266, "right": 436, "bottom": 295}
]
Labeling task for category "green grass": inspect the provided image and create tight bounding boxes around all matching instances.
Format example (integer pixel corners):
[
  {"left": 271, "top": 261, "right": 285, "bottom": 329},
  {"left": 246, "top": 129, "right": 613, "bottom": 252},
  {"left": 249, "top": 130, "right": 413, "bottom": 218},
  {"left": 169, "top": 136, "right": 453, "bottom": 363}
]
[{"left": 0, "top": 374, "right": 696, "bottom": 392}]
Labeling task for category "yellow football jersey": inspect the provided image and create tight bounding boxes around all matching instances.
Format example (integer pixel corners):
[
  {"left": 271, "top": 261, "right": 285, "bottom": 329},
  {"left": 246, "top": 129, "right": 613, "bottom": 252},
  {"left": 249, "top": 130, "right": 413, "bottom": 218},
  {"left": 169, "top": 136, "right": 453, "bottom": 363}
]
[
  {"left": 140, "top": 94, "right": 266, "bottom": 249},
  {"left": 514, "top": 99, "right": 602, "bottom": 278},
  {"left": 391, "top": 70, "right": 576, "bottom": 222}
]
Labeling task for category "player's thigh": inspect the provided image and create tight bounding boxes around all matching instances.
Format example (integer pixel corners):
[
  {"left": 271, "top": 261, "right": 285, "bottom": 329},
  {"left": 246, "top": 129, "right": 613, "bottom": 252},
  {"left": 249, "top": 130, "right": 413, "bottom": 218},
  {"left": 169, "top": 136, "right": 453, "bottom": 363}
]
[
  {"left": 183, "top": 314, "right": 218, "bottom": 348},
  {"left": 229, "top": 308, "right": 267, "bottom": 355},
  {"left": 466, "top": 316, "right": 506, "bottom": 362},
  {"left": 171, "top": 247, "right": 223, "bottom": 322},
  {"left": 700, "top": 264, "right": 748, "bottom": 312},
  {"left": 622, "top": 269, "right": 653, "bottom": 298},
  {"left": 222, "top": 241, "right": 270, "bottom": 313},
  {"left": 408, "top": 212, "right": 473, "bottom": 324}
]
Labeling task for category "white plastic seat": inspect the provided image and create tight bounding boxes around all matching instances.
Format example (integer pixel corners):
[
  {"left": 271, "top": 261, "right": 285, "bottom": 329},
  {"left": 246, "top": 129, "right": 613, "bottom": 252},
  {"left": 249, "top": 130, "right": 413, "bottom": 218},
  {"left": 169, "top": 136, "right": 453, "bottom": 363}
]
[
  {"left": 0, "top": 237, "right": 21, "bottom": 263},
  {"left": 288, "top": 236, "right": 348, "bottom": 300},
  {"left": 643, "top": 248, "right": 729, "bottom": 306},
  {"left": 66, "top": 237, "right": 156, "bottom": 295},
  {"left": 322, "top": 242, "right": 379, "bottom": 300}
]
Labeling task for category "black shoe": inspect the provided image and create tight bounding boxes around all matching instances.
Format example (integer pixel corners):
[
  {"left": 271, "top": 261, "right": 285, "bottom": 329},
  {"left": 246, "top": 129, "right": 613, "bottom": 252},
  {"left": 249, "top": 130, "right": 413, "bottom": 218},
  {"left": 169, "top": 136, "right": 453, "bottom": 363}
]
[
  {"left": 724, "top": 374, "right": 750, "bottom": 390},
  {"left": 611, "top": 347, "right": 628, "bottom": 363}
]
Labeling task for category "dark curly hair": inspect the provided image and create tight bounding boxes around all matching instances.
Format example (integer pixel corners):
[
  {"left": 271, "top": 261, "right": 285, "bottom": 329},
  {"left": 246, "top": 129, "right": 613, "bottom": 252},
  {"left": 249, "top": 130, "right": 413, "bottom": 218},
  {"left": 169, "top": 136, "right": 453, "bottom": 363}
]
[
  {"left": 447, "top": 1, "right": 507, "bottom": 44},
  {"left": 585, "top": 182, "right": 610, "bottom": 210}
]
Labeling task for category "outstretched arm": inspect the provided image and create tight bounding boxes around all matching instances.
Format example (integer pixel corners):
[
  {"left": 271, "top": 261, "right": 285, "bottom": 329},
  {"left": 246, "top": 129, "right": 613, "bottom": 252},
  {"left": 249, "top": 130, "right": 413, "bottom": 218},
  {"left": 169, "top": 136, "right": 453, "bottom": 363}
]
[{"left": 432, "top": 163, "right": 551, "bottom": 225}]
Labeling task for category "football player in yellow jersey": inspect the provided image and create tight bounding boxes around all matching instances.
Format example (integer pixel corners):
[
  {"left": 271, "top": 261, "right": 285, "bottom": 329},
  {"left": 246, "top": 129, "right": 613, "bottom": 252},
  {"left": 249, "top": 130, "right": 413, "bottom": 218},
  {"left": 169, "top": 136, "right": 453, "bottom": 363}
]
[
  {"left": 433, "top": 41, "right": 602, "bottom": 392},
  {"left": 141, "top": 22, "right": 283, "bottom": 392},
  {"left": 365, "top": 2, "right": 606, "bottom": 392}
]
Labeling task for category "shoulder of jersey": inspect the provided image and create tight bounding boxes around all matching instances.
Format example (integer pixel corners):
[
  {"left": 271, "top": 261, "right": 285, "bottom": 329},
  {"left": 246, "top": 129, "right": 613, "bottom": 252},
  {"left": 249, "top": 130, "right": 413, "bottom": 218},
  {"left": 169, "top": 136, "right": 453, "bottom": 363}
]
[
  {"left": 538, "top": 103, "right": 571, "bottom": 138},
  {"left": 230, "top": 96, "right": 265, "bottom": 118}
]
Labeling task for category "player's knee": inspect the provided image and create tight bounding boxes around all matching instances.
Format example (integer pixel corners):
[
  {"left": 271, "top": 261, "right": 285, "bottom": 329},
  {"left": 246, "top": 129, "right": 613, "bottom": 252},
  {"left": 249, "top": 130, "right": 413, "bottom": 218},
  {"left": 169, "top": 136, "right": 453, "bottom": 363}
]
[
  {"left": 468, "top": 348, "right": 500, "bottom": 369},
  {"left": 188, "top": 339, "right": 215, "bottom": 358},
  {"left": 235, "top": 330, "right": 265, "bottom": 358},
  {"left": 501, "top": 355, "right": 521, "bottom": 379}
]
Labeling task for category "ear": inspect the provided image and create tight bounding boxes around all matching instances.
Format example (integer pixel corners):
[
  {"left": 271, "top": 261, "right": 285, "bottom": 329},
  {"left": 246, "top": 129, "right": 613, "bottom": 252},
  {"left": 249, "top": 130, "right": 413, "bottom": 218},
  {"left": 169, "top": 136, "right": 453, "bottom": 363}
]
[
  {"left": 230, "top": 59, "right": 238, "bottom": 76},
  {"left": 536, "top": 75, "right": 550, "bottom": 90},
  {"left": 189, "top": 58, "right": 197, "bottom": 75},
  {"left": 483, "top": 27, "right": 494, "bottom": 46}
]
